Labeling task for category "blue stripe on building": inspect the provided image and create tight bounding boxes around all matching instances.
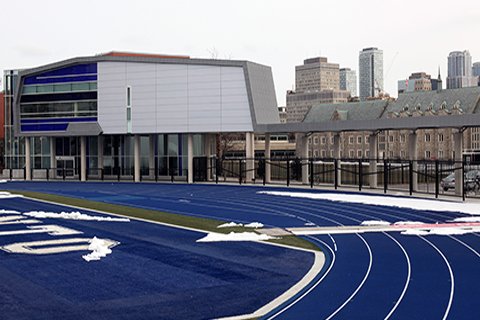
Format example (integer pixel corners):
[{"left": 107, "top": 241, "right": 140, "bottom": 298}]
[{"left": 24, "top": 64, "right": 97, "bottom": 85}]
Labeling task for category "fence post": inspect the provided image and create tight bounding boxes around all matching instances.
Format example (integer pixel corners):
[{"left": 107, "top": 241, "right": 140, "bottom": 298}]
[
  {"left": 9, "top": 168, "right": 12, "bottom": 180},
  {"left": 286, "top": 158, "right": 290, "bottom": 187},
  {"left": 239, "top": 159, "right": 242, "bottom": 185},
  {"left": 24, "top": 167, "right": 26, "bottom": 181},
  {"left": 334, "top": 159, "right": 338, "bottom": 190},
  {"left": 435, "top": 160, "right": 439, "bottom": 198},
  {"left": 101, "top": 168, "right": 104, "bottom": 181},
  {"left": 117, "top": 167, "right": 120, "bottom": 182},
  {"left": 359, "top": 159, "right": 363, "bottom": 191},
  {"left": 383, "top": 159, "right": 388, "bottom": 194},
  {"left": 215, "top": 158, "right": 219, "bottom": 184},
  {"left": 46, "top": 168, "right": 49, "bottom": 181},
  {"left": 409, "top": 160, "right": 413, "bottom": 196},
  {"left": 262, "top": 159, "right": 266, "bottom": 186},
  {"left": 63, "top": 168, "right": 66, "bottom": 181},
  {"left": 310, "top": 158, "right": 314, "bottom": 188},
  {"left": 462, "top": 160, "right": 465, "bottom": 201}
]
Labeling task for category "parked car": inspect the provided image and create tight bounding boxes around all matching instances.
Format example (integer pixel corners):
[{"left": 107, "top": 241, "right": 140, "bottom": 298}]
[
  {"left": 465, "top": 170, "right": 480, "bottom": 192},
  {"left": 441, "top": 172, "right": 455, "bottom": 191},
  {"left": 441, "top": 170, "right": 480, "bottom": 192}
]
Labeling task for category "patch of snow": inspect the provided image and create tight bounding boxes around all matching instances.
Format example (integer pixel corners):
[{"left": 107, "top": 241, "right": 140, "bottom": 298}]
[
  {"left": 0, "top": 209, "right": 20, "bottom": 214},
  {"left": 0, "top": 180, "right": 7, "bottom": 183},
  {"left": 244, "top": 222, "right": 264, "bottom": 229},
  {"left": 451, "top": 217, "right": 480, "bottom": 223},
  {"left": 394, "top": 221, "right": 426, "bottom": 225},
  {"left": 305, "top": 222, "right": 316, "bottom": 226},
  {"left": 82, "top": 237, "right": 113, "bottom": 262},
  {"left": 401, "top": 227, "right": 478, "bottom": 236},
  {"left": 259, "top": 191, "right": 480, "bottom": 215},
  {"left": 178, "top": 199, "right": 191, "bottom": 203},
  {"left": 401, "top": 229, "right": 430, "bottom": 236},
  {"left": 0, "top": 192, "right": 23, "bottom": 199},
  {"left": 196, "top": 232, "right": 276, "bottom": 242},
  {"left": 217, "top": 222, "right": 243, "bottom": 228},
  {"left": 360, "top": 220, "right": 391, "bottom": 226},
  {"left": 22, "top": 211, "right": 130, "bottom": 222}
]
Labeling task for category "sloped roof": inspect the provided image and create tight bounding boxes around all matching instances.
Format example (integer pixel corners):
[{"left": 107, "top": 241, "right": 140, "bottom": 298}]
[
  {"left": 303, "top": 100, "right": 389, "bottom": 123},
  {"left": 385, "top": 87, "right": 480, "bottom": 116}
]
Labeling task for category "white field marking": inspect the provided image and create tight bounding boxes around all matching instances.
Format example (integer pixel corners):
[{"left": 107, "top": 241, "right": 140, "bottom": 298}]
[
  {"left": 0, "top": 216, "right": 41, "bottom": 225},
  {"left": 383, "top": 233, "right": 411, "bottom": 320},
  {"left": 325, "top": 234, "right": 373, "bottom": 320},
  {"left": 1, "top": 237, "right": 118, "bottom": 255},
  {"left": 420, "top": 237, "right": 455, "bottom": 320},
  {"left": 327, "top": 233, "right": 338, "bottom": 252},
  {"left": 0, "top": 215, "right": 31, "bottom": 222},
  {"left": 22, "top": 211, "right": 130, "bottom": 222},
  {"left": 258, "top": 191, "right": 480, "bottom": 216},
  {"left": 0, "top": 209, "right": 21, "bottom": 214},
  {"left": 263, "top": 237, "right": 336, "bottom": 320},
  {"left": 0, "top": 225, "right": 82, "bottom": 237}
]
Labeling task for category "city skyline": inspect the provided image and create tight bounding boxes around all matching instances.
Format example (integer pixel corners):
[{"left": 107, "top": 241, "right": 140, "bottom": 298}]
[{"left": 1, "top": 0, "right": 479, "bottom": 106}]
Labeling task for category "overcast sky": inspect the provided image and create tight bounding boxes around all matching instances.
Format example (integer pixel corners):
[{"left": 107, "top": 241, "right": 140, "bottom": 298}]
[{"left": 1, "top": 0, "right": 479, "bottom": 105}]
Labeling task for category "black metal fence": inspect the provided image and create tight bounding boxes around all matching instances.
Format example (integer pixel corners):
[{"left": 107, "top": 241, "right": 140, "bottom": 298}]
[{"left": 7, "top": 156, "right": 480, "bottom": 200}]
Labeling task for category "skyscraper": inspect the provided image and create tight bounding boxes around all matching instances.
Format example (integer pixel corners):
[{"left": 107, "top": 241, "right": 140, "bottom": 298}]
[
  {"left": 359, "top": 47, "right": 383, "bottom": 100},
  {"left": 447, "top": 50, "right": 477, "bottom": 89},
  {"left": 473, "top": 62, "right": 480, "bottom": 86},
  {"left": 339, "top": 68, "right": 357, "bottom": 97}
]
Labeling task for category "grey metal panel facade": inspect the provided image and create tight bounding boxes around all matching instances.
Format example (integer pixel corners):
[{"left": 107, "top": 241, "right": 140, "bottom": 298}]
[
  {"left": 97, "top": 61, "right": 253, "bottom": 134},
  {"left": 245, "top": 62, "right": 280, "bottom": 127}
]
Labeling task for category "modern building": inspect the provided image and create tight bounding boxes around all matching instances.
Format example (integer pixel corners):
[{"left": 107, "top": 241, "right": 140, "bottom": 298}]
[
  {"left": 473, "top": 62, "right": 480, "bottom": 86},
  {"left": 0, "top": 91, "right": 4, "bottom": 170},
  {"left": 339, "top": 68, "right": 357, "bottom": 97},
  {"left": 286, "top": 57, "right": 349, "bottom": 123},
  {"left": 447, "top": 50, "right": 477, "bottom": 89},
  {"left": 359, "top": 47, "right": 384, "bottom": 100},
  {"left": 2, "top": 51, "right": 279, "bottom": 182},
  {"left": 278, "top": 106, "right": 287, "bottom": 123}
]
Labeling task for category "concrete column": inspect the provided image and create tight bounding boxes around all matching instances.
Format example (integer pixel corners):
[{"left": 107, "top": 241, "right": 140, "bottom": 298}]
[
  {"left": 149, "top": 134, "right": 155, "bottom": 177},
  {"left": 134, "top": 134, "right": 141, "bottom": 182},
  {"left": 80, "top": 136, "right": 87, "bottom": 182},
  {"left": 299, "top": 134, "right": 309, "bottom": 184},
  {"left": 205, "top": 134, "right": 212, "bottom": 180},
  {"left": 245, "top": 132, "right": 254, "bottom": 182},
  {"left": 333, "top": 133, "right": 341, "bottom": 186},
  {"left": 187, "top": 134, "right": 194, "bottom": 183},
  {"left": 408, "top": 131, "right": 418, "bottom": 191},
  {"left": 264, "top": 133, "right": 271, "bottom": 184},
  {"left": 453, "top": 130, "right": 464, "bottom": 196},
  {"left": 50, "top": 137, "right": 56, "bottom": 169},
  {"left": 97, "top": 136, "right": 104, "bottom": 170},
  {"left": 25, "top": 137, "right": 31, "bottom": 180},
  {"left": 369, "top": 132, "right": 378, "bottom": 188}
]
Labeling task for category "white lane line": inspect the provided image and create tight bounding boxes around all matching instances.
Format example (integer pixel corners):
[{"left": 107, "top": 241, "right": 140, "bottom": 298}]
[
  {"left": 448, "top": 236, "right": 480, "bottom": 258},
  {"left": 325, "top": 234, "right": 373, "bottom": 320},
  {"left": 266, "top": 236, "right": 336, "bottom": 320},
  {"left": 420, "top": 237, "right": 455, "bottom": 320},
  {"left": 327, "top": 233, "right": 338, "bottom": 252},
  {"left": 383, "top": 233, "right": 411, "bottom": 320}
]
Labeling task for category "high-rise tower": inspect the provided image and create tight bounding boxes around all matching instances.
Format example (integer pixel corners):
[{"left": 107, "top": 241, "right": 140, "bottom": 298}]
[{"left": 359, "top": 47, "right": 383, "bottom": 100}]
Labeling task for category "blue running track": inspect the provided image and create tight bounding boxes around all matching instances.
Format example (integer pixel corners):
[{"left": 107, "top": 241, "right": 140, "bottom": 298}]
[{"left": 2, "top": 181, "right": 480, "bottom": 320}]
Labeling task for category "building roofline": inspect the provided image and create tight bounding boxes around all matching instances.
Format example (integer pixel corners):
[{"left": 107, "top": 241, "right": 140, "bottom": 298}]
[{"left": 17, "top": 53, "right": 269, "bottom": 78}]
